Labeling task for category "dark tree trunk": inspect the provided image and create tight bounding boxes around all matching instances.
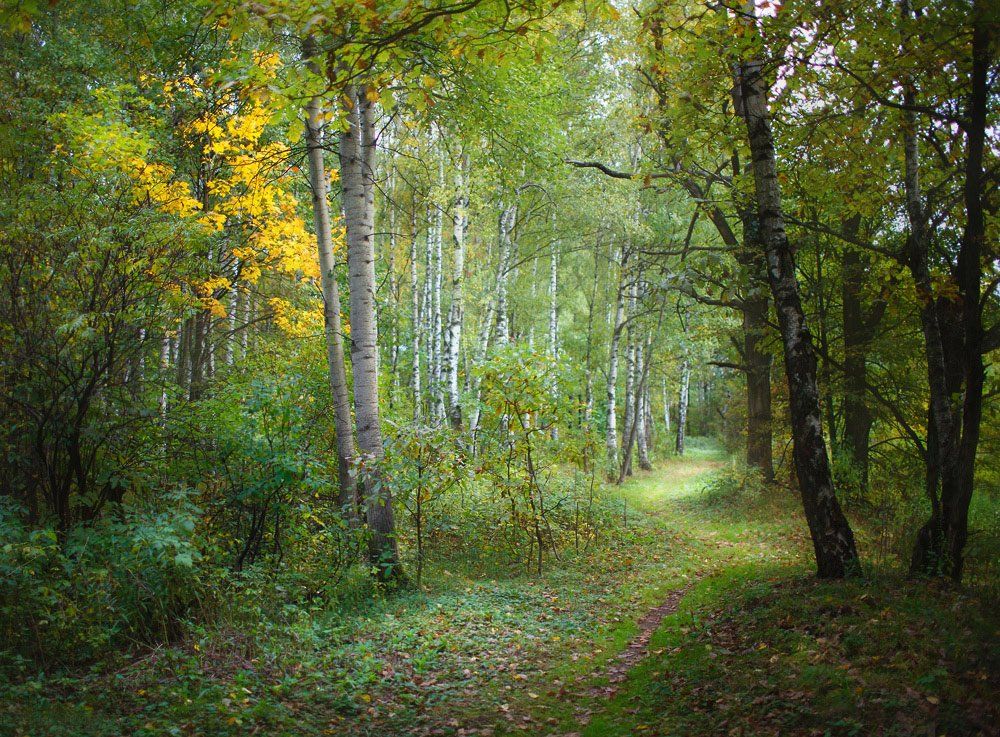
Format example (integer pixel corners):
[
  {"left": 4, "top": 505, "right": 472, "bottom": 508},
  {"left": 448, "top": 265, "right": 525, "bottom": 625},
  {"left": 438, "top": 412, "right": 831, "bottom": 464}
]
[
  {"left": 701, "top": 178, "right": 775, "bottom": 483},
  {"left": 743, "top": 290, "right": 774, "bottom": 482},
  {"left": 839, "top": 226, "right": 886, "bottom": 492},
  {"left": 736, "top": 53, "right": 859, "bottom": 578},
  {"left": 905, "top": 0, "right": 989, "bottom": 582},
  {"left": 738, "top": 206, "right": 775, "bottom": 482},
  {"left": 945, "top": 2, "right": 989, "bottom": 582}
]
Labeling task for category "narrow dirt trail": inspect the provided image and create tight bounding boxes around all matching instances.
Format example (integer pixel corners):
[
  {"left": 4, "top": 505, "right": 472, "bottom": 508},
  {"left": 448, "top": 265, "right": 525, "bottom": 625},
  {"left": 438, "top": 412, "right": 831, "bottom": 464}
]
[
  {"left": 580, "top": 456, "right": 725, "bottom": 702},
  {"left": 584, "top": 582, "right": 693, "bottom": 700}
]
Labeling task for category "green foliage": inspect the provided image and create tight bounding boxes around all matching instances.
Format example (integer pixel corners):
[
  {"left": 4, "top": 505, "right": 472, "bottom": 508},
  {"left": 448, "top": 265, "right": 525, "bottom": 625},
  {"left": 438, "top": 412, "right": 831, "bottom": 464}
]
[
  {"left": 697, "top": 462, "right": 767, "bottom": 511},
  {"left": 0, "top": 489, "right": 207, "bottom": 669},
  {"left": 471, "top": 345, "right": 595, "bottom": 573},
  {"left": 167, "top": 342, "right": 363, "bottom": 595}
]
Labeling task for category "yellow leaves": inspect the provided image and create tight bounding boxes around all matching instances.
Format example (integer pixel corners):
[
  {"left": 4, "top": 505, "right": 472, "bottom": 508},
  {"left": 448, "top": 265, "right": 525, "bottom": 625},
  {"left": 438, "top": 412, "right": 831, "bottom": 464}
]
[
  {"left": 57, "top": 103, "right": 206, "bottom": 224},
  {"left": 253, "top": 51, "right": 282, "bottom": 75},
  {"left": 197, "top": 276, "right": 232, "bottom": 297},
  {"left": 203, "top": 298, "right": 230, "bottom": 319},
  {"left": 133, "top": 160, "right": 202, "bottom": 218},
  {"left": 268, "top": 297, "right": 324, "bottom": 338},
  {"left": 198, "top": 211, "right": 227, "bottom": 233}
]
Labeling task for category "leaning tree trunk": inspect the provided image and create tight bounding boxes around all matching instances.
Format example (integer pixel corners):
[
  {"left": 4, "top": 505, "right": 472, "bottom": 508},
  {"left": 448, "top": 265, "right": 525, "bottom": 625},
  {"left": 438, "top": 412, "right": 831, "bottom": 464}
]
[
  {"left": 445, "top": 154, "right": 468, "bottom": 430},
  {"left": 340, "top": 86, "right": 402, "bottom": 582},
  {"left": 735, "top": 36, "right": 858, "bottom": 578},
  {"left": 303, "top": 44, "right": 358, "bottom": 517}
]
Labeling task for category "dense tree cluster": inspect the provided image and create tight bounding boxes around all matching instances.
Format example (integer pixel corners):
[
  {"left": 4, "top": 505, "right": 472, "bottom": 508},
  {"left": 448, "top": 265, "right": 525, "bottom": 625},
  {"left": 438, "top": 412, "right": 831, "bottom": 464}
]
[{"left": 0, "top": 0, "right": 996, "bottom": 670}]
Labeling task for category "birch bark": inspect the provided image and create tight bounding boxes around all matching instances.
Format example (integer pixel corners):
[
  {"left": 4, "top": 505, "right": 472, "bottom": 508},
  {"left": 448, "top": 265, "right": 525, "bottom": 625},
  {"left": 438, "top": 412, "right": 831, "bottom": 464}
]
[
  {"left": 303, "top": 40, "right": 358, "bottom": 517},
  {"left": 734, "top": 8, "right": 858, "bottom": 577},
  {"left": 340, "top": 86, "right": 401, "bottom": 581}
]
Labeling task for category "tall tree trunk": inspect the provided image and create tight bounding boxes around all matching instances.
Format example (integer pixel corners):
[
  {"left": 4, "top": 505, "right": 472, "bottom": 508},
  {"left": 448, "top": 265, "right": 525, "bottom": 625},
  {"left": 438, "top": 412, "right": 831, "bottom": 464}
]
[
  {"left": 159, "top": 332, "right": 170, "bottom": 422},
  {"left": 605, "top": 250, "right": 626, "bottom": 473},
  {"left": 636, "top": 338, "right": 652, "bottom": 471},
  {"left": 446, "top": 154, "right": 468, "bottom": 430},
  {"left": 188, "top": 311, "right": 207, "bottom": 400},
  {"left": 303, "top": 44, "right": 358, "bottom": 517},
  {"left": 840, "top": 226, "right": 882, "bottom": 491},
  {"left": 815, "top": 245, "right": 837, "bottom": 451},
  {"left": 948, "top": 0, "right": 990, "bottom": 582},
  {"left": 622, "top": 280, "right": 637, "bottom": 477},
  {"left": 735, "top": 28, "right": 859, "bottom": 578},
  {"left": 548, "top": 237, "right": 559, "bottom": 440},
  {"left": 663, "top": 378, "right": 671, "bottom": 438},
  {"left": 908, "top": 0, "right": 991, "bottom": 581},
  {"left": 340, "top": 86, "right": 401, "bottom": 582},
  {"left": 584, "top": 260, "right": 598, "bottom": 427},
  {"left": 386, "top": 163, "right": 400, "bottom": 408},
  {"left": 676, "top": 358, "right": 689, "bottom": 455},
  {"left": 430, "top": 156, "right": 446, "bottom": 424},
  {"left": 743, "top": 286, "right": 774, "bottom": 481},
  {"left": 469, "top": 299, "right": 495, "bottom": 454},
  {"left": 495, "top": 202, "right": 516, "bottom": 347},
  {"left": 410, "top": 209, "right": 422, "bottom": 422}
]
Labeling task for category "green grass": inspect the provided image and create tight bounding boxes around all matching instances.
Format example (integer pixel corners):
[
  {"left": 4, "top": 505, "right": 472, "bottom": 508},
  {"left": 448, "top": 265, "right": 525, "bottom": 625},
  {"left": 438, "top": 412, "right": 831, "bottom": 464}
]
[{"left": 2, "top": 443, "right": 998, "bottom": 737}]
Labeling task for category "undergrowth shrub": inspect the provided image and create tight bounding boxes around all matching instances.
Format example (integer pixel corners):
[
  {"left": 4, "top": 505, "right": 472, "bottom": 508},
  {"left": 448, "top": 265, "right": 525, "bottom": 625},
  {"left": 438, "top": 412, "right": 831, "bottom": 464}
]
[
  {"left": 0, "top": 488, "right": 208, "bottom": 670},
  {"left": 697, "top": 463, "right": 766, "bottom": 510}
]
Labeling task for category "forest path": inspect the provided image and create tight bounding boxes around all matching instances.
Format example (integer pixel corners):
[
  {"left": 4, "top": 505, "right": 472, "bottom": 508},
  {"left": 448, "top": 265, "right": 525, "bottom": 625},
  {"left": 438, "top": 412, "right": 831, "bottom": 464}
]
[
  {"left": 479, "top": 447, "right": 807, "bottom": 737},
  {"left": 581, "top": 452, "right": 724, "bottom": 701},
  {"left": 303, "top": 445, "right": 810, "bottom": 737}
]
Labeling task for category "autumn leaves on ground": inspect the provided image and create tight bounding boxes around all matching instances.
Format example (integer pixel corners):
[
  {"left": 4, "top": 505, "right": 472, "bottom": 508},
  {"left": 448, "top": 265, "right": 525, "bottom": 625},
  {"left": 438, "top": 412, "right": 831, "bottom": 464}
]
[{"left": 4, "top": 447, "right": 997, "bottom": 737}]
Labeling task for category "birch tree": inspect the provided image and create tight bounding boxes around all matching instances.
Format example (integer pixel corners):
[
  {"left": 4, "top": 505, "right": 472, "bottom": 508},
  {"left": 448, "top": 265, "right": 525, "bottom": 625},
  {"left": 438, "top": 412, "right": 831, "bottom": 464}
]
[
  {"left": 303, "top": 39, "right": 357, "bottom": 516},
  {"left": 733, "top": 7, "right": 858, "bottom": 578},
  {"left": 445, "top": 153, "right": 469, "bottom": 429},
  {"left": 339, "top": 87, "right": 402, "bottom": 581}
]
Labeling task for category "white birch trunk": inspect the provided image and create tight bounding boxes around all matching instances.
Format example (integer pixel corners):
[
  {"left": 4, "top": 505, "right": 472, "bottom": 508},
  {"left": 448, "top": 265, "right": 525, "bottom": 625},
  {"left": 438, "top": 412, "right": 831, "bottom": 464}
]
[
  {"left": 303, "top": 51, "right": 358, "bottom": 515},
  {"left": 495, "top": 202, "right": 517, "bottom": 347},
  {"left": 676, "top": 358, "right": 690, "bottom": 456},
  {"left": 605, "top": 253, "right": 626, "bottom": 469},
  {"left": 340, "top": 86, "right": 401, "bottom": 581},
  {"left": 548, "top": 238, "right": 559, "bottom": 440},
  {"left": 445, "top": 153, "right": 468, "bottom": 429},
  {"left": 637, "top": 338, "right": 652, "bottom": 470},
  {"left": 431, "top": 158, "right": 445, "bottom": 424},
  {"left": 410, "top": 209, "right": 422, "bottom": 421},
  {"left": 663, "top": 378, "right": 671, "bottom": 437}
]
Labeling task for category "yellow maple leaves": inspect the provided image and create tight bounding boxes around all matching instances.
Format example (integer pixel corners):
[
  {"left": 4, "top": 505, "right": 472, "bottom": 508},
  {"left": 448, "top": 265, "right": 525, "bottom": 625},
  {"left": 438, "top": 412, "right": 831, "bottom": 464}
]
[{"left": 268, "top": 297, "right": 324, "bottom": 338}]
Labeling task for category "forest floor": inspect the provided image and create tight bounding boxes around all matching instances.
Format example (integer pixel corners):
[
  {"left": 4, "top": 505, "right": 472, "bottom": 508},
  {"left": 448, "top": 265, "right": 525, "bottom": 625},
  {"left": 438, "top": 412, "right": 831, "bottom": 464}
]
[{"left": 3, "top": 446, "right": 998, "bottom": 737}]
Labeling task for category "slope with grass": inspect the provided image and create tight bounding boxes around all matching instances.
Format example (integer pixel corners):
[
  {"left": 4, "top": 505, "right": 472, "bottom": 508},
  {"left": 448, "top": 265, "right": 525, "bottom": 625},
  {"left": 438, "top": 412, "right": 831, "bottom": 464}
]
[{"left": 2, "top": 445, "right": 997, "bottom": 737}]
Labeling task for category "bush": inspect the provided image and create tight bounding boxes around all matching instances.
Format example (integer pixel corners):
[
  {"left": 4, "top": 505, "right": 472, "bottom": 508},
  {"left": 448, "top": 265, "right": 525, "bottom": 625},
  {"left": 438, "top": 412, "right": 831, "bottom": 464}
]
[
  {"left": 0, "top": 488, "right": 208, "bottom": 670},
  {"left": 698, "top": 463, "right": 767, "bottom": 509}
]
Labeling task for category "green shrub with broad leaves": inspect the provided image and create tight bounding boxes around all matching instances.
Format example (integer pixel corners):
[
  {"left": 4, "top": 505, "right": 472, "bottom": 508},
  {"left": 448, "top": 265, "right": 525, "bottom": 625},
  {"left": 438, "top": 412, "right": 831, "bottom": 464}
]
[{"left": 0, "top": 488, "right": 207, "bottom": 669}]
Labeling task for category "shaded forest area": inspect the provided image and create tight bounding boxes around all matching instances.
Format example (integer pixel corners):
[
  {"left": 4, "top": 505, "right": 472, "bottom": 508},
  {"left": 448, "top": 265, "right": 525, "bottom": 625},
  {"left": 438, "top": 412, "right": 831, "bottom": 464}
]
[{"left": 0, "top": 0, "right": 998, "bottom": 735}]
